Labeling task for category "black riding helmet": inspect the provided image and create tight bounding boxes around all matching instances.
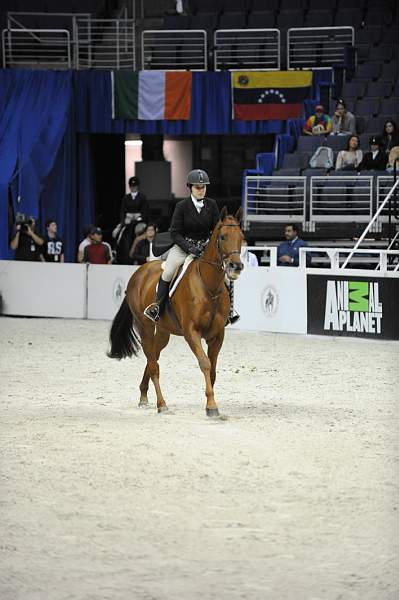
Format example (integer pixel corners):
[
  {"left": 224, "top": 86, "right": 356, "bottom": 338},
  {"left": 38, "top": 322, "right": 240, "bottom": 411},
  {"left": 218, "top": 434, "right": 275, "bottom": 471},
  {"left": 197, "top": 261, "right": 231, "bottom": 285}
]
[{"left": 186, "top": 169, "right": 210, "bottom": 186}]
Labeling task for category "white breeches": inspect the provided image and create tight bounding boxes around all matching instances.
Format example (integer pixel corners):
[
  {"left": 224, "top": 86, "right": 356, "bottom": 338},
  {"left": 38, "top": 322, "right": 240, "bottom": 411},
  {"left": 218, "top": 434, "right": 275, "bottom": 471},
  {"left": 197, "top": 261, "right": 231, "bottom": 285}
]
[{"left": 161, "top": 244, "right": 188, "bottom": 282}]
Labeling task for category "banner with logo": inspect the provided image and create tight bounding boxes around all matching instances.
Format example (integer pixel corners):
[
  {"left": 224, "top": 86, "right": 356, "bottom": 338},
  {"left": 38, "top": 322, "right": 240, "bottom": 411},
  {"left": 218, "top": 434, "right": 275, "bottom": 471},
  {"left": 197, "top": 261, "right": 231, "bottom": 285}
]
[{"left": 307, "top": 275, "right": 399, "bottom": 340}]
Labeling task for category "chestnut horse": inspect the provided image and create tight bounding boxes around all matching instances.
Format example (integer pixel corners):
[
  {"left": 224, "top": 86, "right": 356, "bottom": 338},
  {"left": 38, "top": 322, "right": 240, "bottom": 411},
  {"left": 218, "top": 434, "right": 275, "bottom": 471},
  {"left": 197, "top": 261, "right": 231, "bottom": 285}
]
[{"left": 107, "top": 207, "right": 244, "bottom": 417}]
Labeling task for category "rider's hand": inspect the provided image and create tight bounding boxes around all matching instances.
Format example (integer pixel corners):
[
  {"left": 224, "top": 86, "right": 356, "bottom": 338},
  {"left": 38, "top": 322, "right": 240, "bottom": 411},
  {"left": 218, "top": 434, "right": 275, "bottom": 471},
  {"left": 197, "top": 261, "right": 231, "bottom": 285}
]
[{"left": 188, "top": 244, "right": 201, "bottom": 257}]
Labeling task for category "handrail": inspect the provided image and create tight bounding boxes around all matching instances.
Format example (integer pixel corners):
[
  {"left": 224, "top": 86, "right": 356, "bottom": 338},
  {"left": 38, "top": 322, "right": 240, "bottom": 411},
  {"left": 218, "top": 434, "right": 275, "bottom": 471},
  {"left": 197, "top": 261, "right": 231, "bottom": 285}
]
[
  {"left": 341, "top": 178, "right": 399, "bottom": 268},
  {"left": 299, "top": 246, "right": 399, "bottom": 272}
]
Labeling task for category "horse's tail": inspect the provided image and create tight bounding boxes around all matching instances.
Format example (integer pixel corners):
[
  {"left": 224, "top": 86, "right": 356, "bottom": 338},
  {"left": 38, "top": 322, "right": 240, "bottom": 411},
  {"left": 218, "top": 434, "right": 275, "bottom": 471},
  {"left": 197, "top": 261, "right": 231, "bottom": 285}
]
[{"left": 107, "top": 298, "right": 141, "bottom": 360}]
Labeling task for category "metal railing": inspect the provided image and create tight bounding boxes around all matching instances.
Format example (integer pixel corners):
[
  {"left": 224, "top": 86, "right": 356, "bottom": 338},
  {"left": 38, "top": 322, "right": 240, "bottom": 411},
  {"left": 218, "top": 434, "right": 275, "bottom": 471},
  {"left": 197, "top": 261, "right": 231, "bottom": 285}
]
[
  {"left": 309, "top": 176, "right": 373, "bottom": 226},
  {"left": 214, "top": 28, "right": 280, "bottom": 71},
  {"left": 2, "top": 27, "right": 71, "bottom": 68},
  {"left": 244, "top": 176, "right": 306, "bottom": 228},
  {"left": 75, "top": 18, "right": 135, "bottom": 70},
  {"left": 142, "top": 29, "right": 207, "bottom": 71},
  {"left": 287, "top": 26, "right": 354, "bottom": 70},
  {"left": 298, "top": 246, "right": 399, "bottom": 272},
  {"left": 376, "top": 175, "right": 399, "bottom": 224}
]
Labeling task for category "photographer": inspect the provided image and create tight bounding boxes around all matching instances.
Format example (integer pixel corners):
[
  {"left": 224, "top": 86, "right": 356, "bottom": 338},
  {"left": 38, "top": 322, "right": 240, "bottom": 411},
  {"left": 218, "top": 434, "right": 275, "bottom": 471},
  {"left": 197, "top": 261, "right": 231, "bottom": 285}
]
[{"left": 10, "top": 216, "right": 44, "bottom": 261}]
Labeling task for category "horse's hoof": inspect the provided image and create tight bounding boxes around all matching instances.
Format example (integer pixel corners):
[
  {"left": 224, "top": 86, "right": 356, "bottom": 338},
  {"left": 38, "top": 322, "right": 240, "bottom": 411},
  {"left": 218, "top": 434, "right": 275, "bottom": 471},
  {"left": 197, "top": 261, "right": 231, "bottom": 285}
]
[
  {"left": 206, "top": 408, "right": 220, "bottom": 418},
  {"left": 138, "top": 400, "right": 149, "bottom": 408},
  {"left": 157, "top": 406, "right": 169, "bottom": 414}
]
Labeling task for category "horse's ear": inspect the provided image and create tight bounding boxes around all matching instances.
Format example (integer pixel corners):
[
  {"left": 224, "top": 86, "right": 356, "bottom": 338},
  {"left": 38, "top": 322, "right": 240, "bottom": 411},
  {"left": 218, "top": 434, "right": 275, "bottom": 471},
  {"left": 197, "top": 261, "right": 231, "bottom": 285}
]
[
  {"left": 220, "top": 206, "right": 228, "bottom": 221},
  {"left": 235, "top": 207, "right": 243, "bottom": 223}
]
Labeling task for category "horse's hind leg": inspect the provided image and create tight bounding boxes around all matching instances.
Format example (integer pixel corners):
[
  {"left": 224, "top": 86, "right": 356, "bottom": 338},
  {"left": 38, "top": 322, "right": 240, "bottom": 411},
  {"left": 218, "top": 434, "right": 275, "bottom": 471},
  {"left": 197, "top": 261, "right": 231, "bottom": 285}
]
[{"left": 141, "top": 327, "right": 170, "bottom": 413}]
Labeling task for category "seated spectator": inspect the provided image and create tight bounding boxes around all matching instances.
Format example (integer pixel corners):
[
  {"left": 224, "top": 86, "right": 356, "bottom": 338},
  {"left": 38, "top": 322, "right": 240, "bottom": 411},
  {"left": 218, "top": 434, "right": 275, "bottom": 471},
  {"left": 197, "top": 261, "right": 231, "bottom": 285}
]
[
  {"left": 303, "top": 105, "right": 332, "bottom": 136},
  {"left": 10, "top": 215, "right": 44, "bottom": 261},
  {"left": 358, "top": 136, "right": 387, "bottom": 171},
  {"left": 240, "top": 239, "right": 259, "bottom": 267},
  {"left": 41, "top": 219, "right": 64, "bottom": 263},
  {"left": 83, "top": 227, "right": 112, "bottom": 264},
  {"left": 335, "top": 135, "right": 363, "bottom": 170},
  {"left": 331, "top": 99, "right": 356, "bottom": 136},
  {"left": 381, "top": 119, "right": 399, "bottom": 154},
  {"left": 129, "top": 223, "right": 157, "bottom": 265},
  {"left": 77, "top": 224, "right": 95, "bottom": 262},
  {"left": 277, "top": 224, "right": 308, "bottom": 267},
  {"left": 386, "top": 146, "right": 399, "bottom": 173}
]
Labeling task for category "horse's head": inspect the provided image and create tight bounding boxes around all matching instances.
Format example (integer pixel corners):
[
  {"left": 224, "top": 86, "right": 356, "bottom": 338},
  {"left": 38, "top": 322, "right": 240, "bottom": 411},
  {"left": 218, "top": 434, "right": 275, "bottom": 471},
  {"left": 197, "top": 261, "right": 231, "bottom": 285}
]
[{"left": 217, "top": 207, "right": 244, "bottom": 281}]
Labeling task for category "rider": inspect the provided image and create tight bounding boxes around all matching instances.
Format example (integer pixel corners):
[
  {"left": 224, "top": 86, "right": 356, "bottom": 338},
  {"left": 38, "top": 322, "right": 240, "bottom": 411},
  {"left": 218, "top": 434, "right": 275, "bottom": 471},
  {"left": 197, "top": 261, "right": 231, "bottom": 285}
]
[{"left": 144, "top": 168, "right": 241, "bottom": 325}]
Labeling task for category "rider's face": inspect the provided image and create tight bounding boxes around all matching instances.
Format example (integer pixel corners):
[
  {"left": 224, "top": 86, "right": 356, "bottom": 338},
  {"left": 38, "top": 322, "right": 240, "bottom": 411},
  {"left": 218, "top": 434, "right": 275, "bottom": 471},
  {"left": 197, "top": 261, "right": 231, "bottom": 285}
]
[{"left": 191, "top": 184, "right": 207, "bottom": 200}]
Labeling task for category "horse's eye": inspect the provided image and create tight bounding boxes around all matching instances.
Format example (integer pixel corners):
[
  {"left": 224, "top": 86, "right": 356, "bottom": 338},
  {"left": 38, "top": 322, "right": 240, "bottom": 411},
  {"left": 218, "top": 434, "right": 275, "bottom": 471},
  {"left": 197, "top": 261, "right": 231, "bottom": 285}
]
[{"left": 220, "top": 235, "right": 226, "bottom": 241}]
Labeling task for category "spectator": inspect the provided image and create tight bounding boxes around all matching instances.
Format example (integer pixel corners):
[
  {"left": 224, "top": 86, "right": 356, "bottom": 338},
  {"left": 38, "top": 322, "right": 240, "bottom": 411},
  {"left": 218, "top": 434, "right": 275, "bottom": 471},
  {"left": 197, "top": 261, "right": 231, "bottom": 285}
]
[
  {"left": 10, "top": 215, "right": 44, "bottom": 261},
  {"left": 358, "top": 136, "right": 387, "bottom": 171},
  {"left": 335, "top": 135, "right": 363, "bottom": 171},
  {"left": 387, "top": 146, "right": 399, "bottom": 173},
  {"left": 240, "top": 239, "right": 259, "bottom": 267},
  {"left": 277, "top": 224, "right": 308, "bottom": 267},
  {"left": 77, "top": 224, "right": 95, "bottom": 262},
  {"left": 381, "top": 119, "right": 399, "bottom": 154},
  {"left": 129, "top": 223, "right": 157, "bottom": 265},
  {"left": 41, "top": 219, "right": 64, "bottom": 263},
  {"left": 303, "top": 105, "right": 332, "bottom": 136},
  {"left": 331, "top": 99, "right": 356, "bottom": 136},
  {"left": 119, "top": 176, "right": 148, "bottom": 227},
  {"left": 83, "top": 227, "right": 112, "bottom": 264}
]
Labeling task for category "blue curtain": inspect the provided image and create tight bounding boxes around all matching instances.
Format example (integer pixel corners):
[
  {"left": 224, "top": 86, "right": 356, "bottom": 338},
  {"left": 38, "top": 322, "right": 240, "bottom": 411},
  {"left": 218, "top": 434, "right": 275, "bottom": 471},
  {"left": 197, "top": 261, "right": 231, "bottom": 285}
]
[{"left": 0, "top": 70, "right": 72, "bottom": 259}]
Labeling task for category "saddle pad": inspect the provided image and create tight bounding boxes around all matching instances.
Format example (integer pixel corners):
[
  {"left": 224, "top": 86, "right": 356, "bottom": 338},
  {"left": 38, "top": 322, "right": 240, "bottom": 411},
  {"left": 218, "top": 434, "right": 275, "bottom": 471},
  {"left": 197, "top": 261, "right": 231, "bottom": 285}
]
[{"left": 166, "top": 255, "right": 194, "bottom": 298}]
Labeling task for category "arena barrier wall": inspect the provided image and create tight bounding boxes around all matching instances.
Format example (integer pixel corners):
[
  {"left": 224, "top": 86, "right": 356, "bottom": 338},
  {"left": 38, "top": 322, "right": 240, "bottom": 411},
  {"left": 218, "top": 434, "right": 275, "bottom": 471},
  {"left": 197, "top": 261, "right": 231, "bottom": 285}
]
[
  {"left": 1, "top": 261, "right": 398, "bottom": 340},
  {"left": 0, "top": 261, "right": 87, "bottom": 319}
]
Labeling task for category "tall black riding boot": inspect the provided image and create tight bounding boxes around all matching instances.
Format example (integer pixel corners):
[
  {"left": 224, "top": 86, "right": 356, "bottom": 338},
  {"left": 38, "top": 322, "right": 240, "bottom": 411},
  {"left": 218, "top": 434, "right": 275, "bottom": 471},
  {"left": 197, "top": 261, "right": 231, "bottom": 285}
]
[
  {"left": 144, "top": 277, "right": 170, "bottom": 322},
  {"left": 227, "top": 281, "right": 240, "bottom": 325}
]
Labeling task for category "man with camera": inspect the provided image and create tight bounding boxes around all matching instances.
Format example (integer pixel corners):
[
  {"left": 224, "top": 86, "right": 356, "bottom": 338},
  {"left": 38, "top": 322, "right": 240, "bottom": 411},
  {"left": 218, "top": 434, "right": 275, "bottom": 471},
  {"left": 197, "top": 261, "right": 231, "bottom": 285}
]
[{"left": 10, "top": 215, "right": 44, "bottom": 261}]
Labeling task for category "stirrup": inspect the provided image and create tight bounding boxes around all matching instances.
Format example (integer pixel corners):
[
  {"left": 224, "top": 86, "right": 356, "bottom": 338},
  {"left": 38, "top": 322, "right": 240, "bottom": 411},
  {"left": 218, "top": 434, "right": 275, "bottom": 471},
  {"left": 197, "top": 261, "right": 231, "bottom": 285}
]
[
  {"left": 227, "top": 312, "right": 240, "bottom": 326},
  {"left": 144, "top": 303, "right": 160, "bottom": 323}
]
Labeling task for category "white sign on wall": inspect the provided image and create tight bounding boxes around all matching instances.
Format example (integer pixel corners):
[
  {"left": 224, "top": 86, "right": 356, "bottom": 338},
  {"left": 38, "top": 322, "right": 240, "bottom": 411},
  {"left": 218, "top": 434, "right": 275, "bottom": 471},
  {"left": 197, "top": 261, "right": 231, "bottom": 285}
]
[
  {"left": 0, "top": 261, "right": 86, "bottom": 318},
  {"left": 231, "top": 267, "right": 307, "bottom": 334},
  {"left": 87, "top": 264, "right": 139, "bottom": 320}
]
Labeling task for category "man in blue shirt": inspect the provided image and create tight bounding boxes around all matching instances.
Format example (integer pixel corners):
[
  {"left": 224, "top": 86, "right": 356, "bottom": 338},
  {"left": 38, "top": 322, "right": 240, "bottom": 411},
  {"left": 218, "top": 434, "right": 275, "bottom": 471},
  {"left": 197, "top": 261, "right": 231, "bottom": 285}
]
[{"left": 277, "top": 224, "right": 308, "bottom": 266}]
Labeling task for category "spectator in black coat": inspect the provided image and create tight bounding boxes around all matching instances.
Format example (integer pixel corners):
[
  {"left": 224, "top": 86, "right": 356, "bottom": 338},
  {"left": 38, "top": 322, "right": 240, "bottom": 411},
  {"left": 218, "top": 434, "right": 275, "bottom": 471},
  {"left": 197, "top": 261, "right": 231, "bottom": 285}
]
[
  {"left": 381, "top": 119, "right": 399, "bottom": 154},
  {"left": 130, "top": 223, "right": 157, "bottom": 264},
  {"left": 358, "top": 136, "right": 387, "bottom": 171},
  {"left": 119, "top": 176, "right": 148, "bottom": 226}
]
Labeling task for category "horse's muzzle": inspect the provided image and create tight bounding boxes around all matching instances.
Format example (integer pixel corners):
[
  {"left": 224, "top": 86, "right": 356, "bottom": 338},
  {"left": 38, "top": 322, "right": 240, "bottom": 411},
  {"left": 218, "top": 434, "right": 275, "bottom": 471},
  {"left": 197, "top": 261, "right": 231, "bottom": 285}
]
[{"left": 226, "top": 261, "right": 243, "bottom": 280}]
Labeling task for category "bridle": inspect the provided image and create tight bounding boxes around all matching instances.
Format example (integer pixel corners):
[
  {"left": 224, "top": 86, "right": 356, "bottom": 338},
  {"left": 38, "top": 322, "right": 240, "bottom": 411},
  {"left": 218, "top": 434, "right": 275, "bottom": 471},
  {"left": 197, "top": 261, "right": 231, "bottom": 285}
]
[{"left": 200, "top": 223, "right": 242, "bottom": 272}]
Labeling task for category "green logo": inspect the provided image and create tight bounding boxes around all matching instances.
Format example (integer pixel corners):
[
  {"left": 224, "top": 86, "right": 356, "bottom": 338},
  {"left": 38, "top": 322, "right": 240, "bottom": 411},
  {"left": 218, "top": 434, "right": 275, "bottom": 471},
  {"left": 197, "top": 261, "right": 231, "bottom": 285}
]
[{"left": 349, "top": 281, "right": 369, "bottom": 312}]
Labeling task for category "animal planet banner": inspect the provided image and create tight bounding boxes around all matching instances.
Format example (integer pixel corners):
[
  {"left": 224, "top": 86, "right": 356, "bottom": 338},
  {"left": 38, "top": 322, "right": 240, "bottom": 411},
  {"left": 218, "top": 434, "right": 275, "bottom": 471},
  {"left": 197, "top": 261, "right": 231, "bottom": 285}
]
[
  {"left": 111, "top": 71, "right": 192, "bottom": 120},
  {"left": 307, "top": 274, "right": 399, "bottom": 340},
  {"left": 232, "top": 71, "right": 313, "bottom": 120}
]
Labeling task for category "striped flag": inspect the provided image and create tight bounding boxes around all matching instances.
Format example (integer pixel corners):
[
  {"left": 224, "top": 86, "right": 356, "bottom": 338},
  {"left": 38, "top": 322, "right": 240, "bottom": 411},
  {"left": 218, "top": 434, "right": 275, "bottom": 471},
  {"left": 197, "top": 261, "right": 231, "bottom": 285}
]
[
  {"left": 112, "top": 71, "right": 192, "bottom": 120},
  {"left": 232, "top": 71, "right": 313, "bottom": 120}
]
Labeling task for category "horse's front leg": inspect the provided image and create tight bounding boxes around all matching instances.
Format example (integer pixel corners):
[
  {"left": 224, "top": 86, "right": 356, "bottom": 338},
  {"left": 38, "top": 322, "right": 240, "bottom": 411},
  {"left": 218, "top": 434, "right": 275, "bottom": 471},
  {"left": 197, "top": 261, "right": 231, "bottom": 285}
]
[
  {"left": 184, "top": 328, "right": 219, "bottom": 417},
  {"left": 207, "top": 329, "right": 225, "bottom": 388}
]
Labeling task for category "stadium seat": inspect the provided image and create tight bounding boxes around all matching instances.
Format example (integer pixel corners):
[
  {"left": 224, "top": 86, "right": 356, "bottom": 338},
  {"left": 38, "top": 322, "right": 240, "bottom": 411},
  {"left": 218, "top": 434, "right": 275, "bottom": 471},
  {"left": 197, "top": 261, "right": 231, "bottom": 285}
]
[
  {"left": 247, "top": 10, "right": 275, "bottom": 28},
  {"left": 356, "top": 116, "right": 366, "bottom": 134},
  {"left": 380, "top": 97, "right": 399, "bottom": 116},
  {"left": 367, "top": 80, "right": 393, "bottom": 98},
  {"left": 353, "top": 63, "right": 381, "bottom": 81},
  {"left": 308, "top": 0, "right": 335, "bottom": 8},
  {"left": 163, "top": 14, "right": 190, "bottom": 29},
  {"left": 335, "top": 9, "right": 364, "bottom": 28},
  {"left": 276, "top": 10, "right": 304, "bottom": 28},
  {"left": 218, "top": 11, "right": 246, "bottom": 29},
  {"left": 356, "top": 98, "right": 381, "bottom": 116},
  {"left": 251, "top": 0, "right": 279, "bottom": 10},
  {"left": 189, "top": 0, "right": 222, "bottom": 13},
  {"left": 221, "top": 0, "right": 249, "bottom": 11},
  {"left": 355, "top": 26, "right": 382, "bottom": 46},
  {"left": 328, "top": 170, "right": 358, "bottom": 177},
  {"left": 381, "top": 62, "right": 399, "bottom": 79},
  {"left": 356, "top": 44, "right": 371, "bottom": 63},
  {"left": 281, "top": 153, "right": 308, "bottom": 170},
  {"left": 341, "top": 81, "right": 366, "bottom": 99},
  {"left": 305, "top": 10, "right": 334, "bottom": 28},
  {"left": 393, "top": 80, "right": 399, "bottom": 96},
  {"left": 363, "top": 117, "right": 385, "bottom": 134},
  {"left": 342, "top": 97, "right": 356, "bottom": 113},
  {"left": 325, "top": 136, "right": 351, "bottom": 151},
  {"left": 189, "top": 12, "right": 218, "bottom": 31},
  {"left": 381, "top": 27, "right": 399, "bottom": 44},
  {"left": 369, "top": 45, "right": 393, "bottom": 62},
  {"left": 297, "top": 136, "right": 323, "bottom": 153},
  {"left": 280, "top": 0, "right": 307, "bottom": 9},
  {"left": 364, "top": 8, "right": 393, "bottom": 26},
  {"left": 273, "top": 168, "right": 301, "bottom": 176},
  {"left": 302, "top": 168, "right": 329, "bottom": 177},
  {"left": 336, "top": 0, "right": 365, "bottom": 9}
]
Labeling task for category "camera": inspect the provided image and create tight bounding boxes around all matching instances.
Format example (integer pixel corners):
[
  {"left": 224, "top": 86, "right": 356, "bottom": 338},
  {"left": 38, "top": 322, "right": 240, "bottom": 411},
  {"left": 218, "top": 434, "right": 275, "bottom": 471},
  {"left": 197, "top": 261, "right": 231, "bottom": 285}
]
[{"left": 15, "top": 213, "right": 33, "bottom": 233}]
